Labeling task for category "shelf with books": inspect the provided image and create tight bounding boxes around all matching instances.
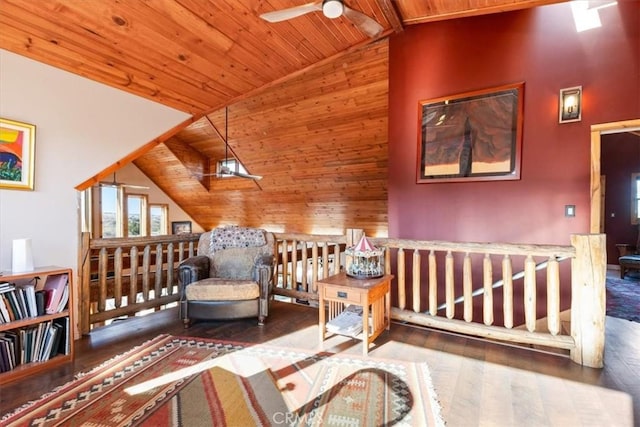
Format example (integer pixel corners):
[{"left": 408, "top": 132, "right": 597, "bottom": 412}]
[{"left": 0, "top": 266, "right": 74, "bottom": 385}]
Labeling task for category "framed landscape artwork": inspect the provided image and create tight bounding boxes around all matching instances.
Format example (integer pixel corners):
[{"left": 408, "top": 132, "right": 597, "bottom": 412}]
[
  {"left": 0, "top": 118, "right": 36, "bottom": 190},
  {"left": 417, "top": 82, "right": 524, "bottom": 183},
  {"left": 171, "top": 221, "right": 192, "bottom": 235}
]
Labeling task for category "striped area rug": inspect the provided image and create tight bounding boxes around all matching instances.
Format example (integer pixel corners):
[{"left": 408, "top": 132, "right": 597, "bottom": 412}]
[{"left": 2, "top": 334, "right": 444, "bottom": 426}]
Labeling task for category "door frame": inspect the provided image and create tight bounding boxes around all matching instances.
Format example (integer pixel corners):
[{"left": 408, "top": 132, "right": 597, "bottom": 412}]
[{"left": 590, "top": 119, "right": 640, "bottom": 233}]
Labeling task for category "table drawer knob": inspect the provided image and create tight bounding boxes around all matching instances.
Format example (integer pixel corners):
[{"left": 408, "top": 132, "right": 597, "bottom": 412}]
[{"left": 337, "top": 291, "right": 348, "bottom": 298}]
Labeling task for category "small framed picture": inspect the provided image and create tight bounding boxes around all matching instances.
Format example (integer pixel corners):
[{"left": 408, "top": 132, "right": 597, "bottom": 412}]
[{"left": 171, "top": 221, "right": 192, "bottom": 235}]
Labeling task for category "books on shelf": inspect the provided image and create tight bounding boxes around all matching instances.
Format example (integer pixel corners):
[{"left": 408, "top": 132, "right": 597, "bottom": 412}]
[
  {"left": 0, "top": 267, "right": 74, "bottom": 380},
  {"left": 0, "top": 274, "right": 69, "bottom": 323},
  {"left": 0, "top": 318, "right": 70, "bottom": 373},
  {"left": 43, "top": 273, "right": 69, "bottom": 314}
]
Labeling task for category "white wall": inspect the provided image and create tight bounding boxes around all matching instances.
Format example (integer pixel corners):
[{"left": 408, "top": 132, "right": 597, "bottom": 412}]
[{"left": 0, "top": 49, "right": 191, "bottom": 274}]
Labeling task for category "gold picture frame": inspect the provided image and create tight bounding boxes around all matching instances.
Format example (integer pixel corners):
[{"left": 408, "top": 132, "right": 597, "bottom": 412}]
[
  {"left": 417, "top": 82, "right": 524, "bottom": 183},
  {"left": 0, "top": 118, "right": 36, "bottom": 190}
]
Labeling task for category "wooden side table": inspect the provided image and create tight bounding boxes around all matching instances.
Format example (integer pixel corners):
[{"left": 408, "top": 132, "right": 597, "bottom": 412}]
[{"left": 318, "top": 272, "right": 393, "bottom": 355}]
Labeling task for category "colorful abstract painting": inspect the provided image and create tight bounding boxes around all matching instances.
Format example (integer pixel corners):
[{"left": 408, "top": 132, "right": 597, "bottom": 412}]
[{"left": 0, "top": 118, "right": 35, "bottom": 190}]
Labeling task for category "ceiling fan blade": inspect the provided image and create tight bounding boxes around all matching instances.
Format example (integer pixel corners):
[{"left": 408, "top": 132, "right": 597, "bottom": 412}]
[
  {"left": 229, "top": 171, "right": 263, "bottom": 180},
  {"left": 98, "top": 182, "right": 149, "bottom": 190},
  {"left": 259, "top": 1, "right": 322, "bottom": 22},
  {"left": 343, "top": 5, "right": 383, "bottom": 37},
  {"left": 122, "top": 183, "right": 150, "bottom": 190}
]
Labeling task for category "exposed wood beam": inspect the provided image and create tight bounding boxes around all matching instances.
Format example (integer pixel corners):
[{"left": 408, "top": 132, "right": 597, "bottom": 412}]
[
  {"left": 378, "top": 0, "right": 404, "bottom": 33},
  {"left": 400, "top": 0, "right": 568, "bottom": 25},
  {"left": 164, "top": 136, "right": 210, "bottom": 191},
  {"left": 74, "top": 115, "right": 199, "bottom": 191}
]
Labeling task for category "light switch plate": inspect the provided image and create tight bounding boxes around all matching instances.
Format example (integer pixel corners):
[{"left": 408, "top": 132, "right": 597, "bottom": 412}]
[{"left": 565, "top": 205, "right": 576, "bottom": 217}]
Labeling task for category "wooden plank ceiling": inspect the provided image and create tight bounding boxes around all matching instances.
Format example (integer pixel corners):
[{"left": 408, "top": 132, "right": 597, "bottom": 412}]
[{"left": 0, "top": 0, "right": 565, "bottom": 235}]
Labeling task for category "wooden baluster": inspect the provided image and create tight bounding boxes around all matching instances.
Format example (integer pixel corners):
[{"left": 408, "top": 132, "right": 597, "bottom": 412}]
[
  {"left": 547, "top": 256, "right": 560, "bottom": 335},
  {"left": 300, "top": 241, "right": 308, "bottom": 292},
  {"left": 291, "top": 240, "right": 298, "bottom": 290},
  {"left": 385, "top": 246, "right": 391, "bottom": 275},
  {"left": 114, "top": 247, "right": 123, "bottom": 309},
  {"left": 166, "top": 242, "right": 175, "bottom": 295},
  {"left": 129, "top": 246, "right": 139, "bottom": 306},
  {"left": 142, "top": 245, "right": 151, "bottom": 302},
  {"left": 154, "top": 243, "right": 163, "bottom": 300},
  {"left": 311, "top": 242, "right": 319, "bottom": 293},
  {"left": 413, "top": 249, "right": 421, "bottom": 313},
  {"left": 502, "top": 255, "right": 513, "bottom": 329},
  {"left": 178, "top": 241, "right": 186, "bottom": 263},
  {"left": 98, "top": 248, "right": 108, "bottom": 313},
  {"left": 281, "top": 240, "right": 289, "bottom": 288},
  {"left": 397, "top": 248, "right": 406, "bottom": 310},
  {"left": 483, "top": 253, "right": 493, "bottom": 325},
  {"left": 524, "top": 255, "right": 536, "bottom": 332},
  {"left": 322, "top": 243, "right": 329, "bottom": 280},
  {"left": 429, "top": 250, "right": 437, "bottom": 316},
  {"left": 445, "top": 251, "right": 454, "bottom": 319},
  {"left": 463, "top": 252, "right": 472, "bottom": 322},
  {"left": 333, "top": 244, "right": 340, "bottom": 275}
]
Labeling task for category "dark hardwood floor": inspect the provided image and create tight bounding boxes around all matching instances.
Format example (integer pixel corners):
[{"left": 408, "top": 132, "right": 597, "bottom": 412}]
[{"left": 1, "top": 300, "right": 638, "bottom": 426}]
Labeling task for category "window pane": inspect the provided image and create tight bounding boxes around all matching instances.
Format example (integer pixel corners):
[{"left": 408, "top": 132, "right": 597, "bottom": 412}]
[
  {"left": 128, "top": 197, "right": 142, "bottom": 236},
  {"left": 126, "top": 195, "right": 148, "bottom": 237},
  {"left": 219, "top": 158, "right": 248, "bottom": 175},
  {"left": 101, "top": 187, "right": 118, "bottom": 238},
  {"left": 150, "top": 205, "right": 168, "bottom": 236}
]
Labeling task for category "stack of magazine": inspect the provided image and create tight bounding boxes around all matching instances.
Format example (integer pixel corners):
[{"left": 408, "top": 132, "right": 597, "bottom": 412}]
[{"left": 326, "top": 305, "right": 364, "bottom": 337}]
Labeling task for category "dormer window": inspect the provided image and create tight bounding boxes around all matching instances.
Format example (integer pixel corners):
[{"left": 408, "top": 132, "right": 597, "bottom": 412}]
[{"left": 218, "top": 158, "right": 248, "bottom": 177}]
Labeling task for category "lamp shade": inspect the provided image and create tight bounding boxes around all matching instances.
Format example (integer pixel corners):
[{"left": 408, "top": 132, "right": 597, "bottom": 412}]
[{"left": 12, "top": 238, "right": 34, "bottom": 272}]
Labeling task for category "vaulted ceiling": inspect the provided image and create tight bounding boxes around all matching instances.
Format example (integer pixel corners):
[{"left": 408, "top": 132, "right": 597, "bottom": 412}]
[{"left": 0, "top": 0, "right": 566, "bottom": 234}]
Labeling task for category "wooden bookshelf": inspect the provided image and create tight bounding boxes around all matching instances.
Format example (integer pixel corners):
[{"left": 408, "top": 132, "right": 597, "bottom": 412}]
[{"left": 0, "top": 266, "right": 74, "bottom": 384}]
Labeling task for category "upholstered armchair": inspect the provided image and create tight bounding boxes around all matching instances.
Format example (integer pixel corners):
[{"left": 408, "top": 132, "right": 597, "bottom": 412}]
[
  {"left": 617, "top": 223, "right": 640, "bottom": 279},
  {"left": 178, "top": 226, "right": 275, "bottom": 327}
]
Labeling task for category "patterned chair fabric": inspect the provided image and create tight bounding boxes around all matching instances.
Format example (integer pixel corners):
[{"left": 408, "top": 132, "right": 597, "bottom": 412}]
[{"left": 179, "top": 226, "right": 275, "bottom": 326}]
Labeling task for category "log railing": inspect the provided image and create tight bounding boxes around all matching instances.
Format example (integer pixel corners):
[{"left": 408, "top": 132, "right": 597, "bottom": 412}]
[
  {"left": 272, "top": 230, "right": 606, "bottom": 368},
  {"left": 78, "top": 232, "right": 200, "bottom": 334},
  {"left": 78, "top": 230, "right": 605, "bottom": 367}
]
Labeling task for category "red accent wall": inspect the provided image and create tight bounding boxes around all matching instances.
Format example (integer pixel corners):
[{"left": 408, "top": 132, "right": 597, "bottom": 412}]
[
  {"left": 388, "top": 2, "right": 639, "bottom": 244},
  {"left": 387, "top": 2, "right": 639, "bottom": 321}
]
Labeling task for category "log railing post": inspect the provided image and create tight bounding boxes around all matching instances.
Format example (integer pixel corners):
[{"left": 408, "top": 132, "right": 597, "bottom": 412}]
[
  {"left": 570, "top": 234, "right": 606, "bottom": 368},
  {"left": 412, "top": 249, "right": 421, "bottom": 313},
  {"left": 502, "top": 255, "right": 513, "bottom": 329},
  {"left": 428, "top": 250, "right": 437, "bottom": 316},
  {"left": 445, "top": 251, "right": 454, "bottom": 319},
  {"left": 483, "top": 253, "right": 493, "bottom": 326},
  {"left": 79, "top": 232, "right": 92, "bottom": 335},
  {"left": 463, "top": 253, "right": 472, "bottom": 322},
  {"left": 397, "top": 248, "right": 406, "bottom": 310}
]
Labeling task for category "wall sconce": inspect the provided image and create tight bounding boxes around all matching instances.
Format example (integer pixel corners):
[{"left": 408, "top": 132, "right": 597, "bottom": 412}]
[{"left": 559, "top": 86, "right": 582, "bottom": 123}]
